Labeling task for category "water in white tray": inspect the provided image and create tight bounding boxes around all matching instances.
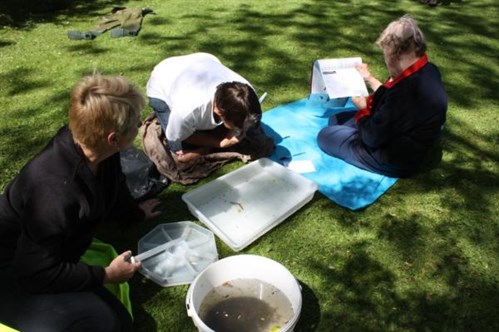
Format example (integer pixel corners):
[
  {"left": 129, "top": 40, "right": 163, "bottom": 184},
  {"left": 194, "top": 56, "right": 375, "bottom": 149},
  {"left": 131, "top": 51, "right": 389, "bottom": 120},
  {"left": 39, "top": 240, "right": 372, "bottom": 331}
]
[
  {"left": 197, "top": 172, "right": 301, "bottom": 243},
  {"left": 198, "top": 278, "right": 294, "bottom": 332}
]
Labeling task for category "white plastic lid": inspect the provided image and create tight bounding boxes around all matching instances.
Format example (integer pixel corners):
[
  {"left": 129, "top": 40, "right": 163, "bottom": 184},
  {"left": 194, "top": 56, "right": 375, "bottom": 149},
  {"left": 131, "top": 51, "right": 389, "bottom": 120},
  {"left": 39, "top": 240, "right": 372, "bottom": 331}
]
[{"left": 137, "top": 221, "right": 218, "bottom": 287}]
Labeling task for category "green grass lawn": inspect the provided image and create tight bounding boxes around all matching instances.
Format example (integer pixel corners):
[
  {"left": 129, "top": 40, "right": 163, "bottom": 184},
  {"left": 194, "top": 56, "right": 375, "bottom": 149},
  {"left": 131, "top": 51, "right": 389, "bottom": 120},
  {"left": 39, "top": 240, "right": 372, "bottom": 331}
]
[{"left": 1, "top": 0, "right": 498, "bottom": 331}]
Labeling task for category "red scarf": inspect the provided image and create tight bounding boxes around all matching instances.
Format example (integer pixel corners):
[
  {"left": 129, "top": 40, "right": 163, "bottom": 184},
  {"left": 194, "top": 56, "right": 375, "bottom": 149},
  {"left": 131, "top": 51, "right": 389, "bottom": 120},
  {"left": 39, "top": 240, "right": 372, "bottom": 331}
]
[
  {"left": 384, "top": 54, "right": 428, "bottom": 88},
  {"left": 354, "top": 54, "right": 428, "bottom": 124}
]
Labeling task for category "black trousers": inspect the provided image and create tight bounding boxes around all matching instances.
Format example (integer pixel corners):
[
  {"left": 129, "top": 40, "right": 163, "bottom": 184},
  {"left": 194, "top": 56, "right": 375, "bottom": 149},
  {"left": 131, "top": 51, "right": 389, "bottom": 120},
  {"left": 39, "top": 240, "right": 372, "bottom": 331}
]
[{"left": 0, "top": 267, "right": 133, "bottom": 332}]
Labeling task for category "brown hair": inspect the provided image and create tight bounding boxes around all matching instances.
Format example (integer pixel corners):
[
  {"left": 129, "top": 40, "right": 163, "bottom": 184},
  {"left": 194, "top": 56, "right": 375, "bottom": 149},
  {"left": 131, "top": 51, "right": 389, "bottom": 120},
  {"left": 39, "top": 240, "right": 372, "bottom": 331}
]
[
  {"left": 69, "top": 75, "right": 145, "bottom": 149},
  {"left": 376, "top": 14, "right": 427, "bottom": 61},
  {"left": 214, "top": 82, "right": 261, "bottom": 130}
]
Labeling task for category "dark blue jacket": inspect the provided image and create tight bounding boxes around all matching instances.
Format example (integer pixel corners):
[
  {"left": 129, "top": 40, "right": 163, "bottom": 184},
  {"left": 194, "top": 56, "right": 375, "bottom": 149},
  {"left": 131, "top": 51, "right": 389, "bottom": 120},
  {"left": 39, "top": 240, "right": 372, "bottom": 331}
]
[{"left": 357, "top": 63, "right": 447, "bottom": 176}]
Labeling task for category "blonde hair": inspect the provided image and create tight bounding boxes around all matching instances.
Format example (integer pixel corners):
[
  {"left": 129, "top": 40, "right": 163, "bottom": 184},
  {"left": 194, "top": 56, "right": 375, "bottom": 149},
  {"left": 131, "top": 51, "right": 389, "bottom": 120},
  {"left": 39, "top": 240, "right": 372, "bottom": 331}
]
[
  {"left": 376, "top": 14, "right": 426, "bottom": 61},
  {"left": 69, "top": 75, "right": 145, "bottom": 149}
]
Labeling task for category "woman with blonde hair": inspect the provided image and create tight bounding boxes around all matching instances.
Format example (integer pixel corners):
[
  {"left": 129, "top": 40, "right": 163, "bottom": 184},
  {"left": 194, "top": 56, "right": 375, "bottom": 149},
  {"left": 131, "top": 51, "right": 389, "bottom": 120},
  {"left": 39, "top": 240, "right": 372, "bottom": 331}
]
[
  {"left": 0, "top": 75, "right": 161, "bottom": 331},
  {"left": 318, "top": 15, "right": 447, "bottom": 177}
]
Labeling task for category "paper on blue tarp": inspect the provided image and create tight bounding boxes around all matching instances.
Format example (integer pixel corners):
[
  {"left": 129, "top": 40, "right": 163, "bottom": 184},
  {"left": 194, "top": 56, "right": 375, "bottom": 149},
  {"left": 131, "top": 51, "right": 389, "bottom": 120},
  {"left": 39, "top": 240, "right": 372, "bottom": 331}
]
[{"left": 261, "top": 95, "right": 397, "bottom": 210}]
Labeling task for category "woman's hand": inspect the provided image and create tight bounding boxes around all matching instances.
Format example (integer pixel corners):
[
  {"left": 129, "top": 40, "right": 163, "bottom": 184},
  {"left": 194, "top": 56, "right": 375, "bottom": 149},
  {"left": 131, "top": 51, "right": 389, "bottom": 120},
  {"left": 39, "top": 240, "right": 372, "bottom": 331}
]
[
  {"left": 219, "top": 129, "right": 244, "bottom": 149},
  {"left": 104, "top": 251, "right": 141, "bottom": 284},
  {"left": 355, "top": 63, "right": 373, "bottom": 81},
  {"left": 355, "top": 63, "right": 382, "bottom": 91},
  {"left": 219, "top": 135, "right": 241, "bottom": 148},
  {"left": 138, "top": 198, "right": 162, "bottom": 220},
  {"left": 351, "top": 96, "right": 367, "bottom": 110}
]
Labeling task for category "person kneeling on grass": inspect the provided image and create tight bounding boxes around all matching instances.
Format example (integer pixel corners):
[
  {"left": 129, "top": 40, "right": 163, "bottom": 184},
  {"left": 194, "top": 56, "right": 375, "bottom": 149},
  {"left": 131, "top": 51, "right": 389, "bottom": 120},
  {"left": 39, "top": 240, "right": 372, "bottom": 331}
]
[
  {"left": 0, "top": 75, "right": 161, "bottom": 331},
  {"left": 146, "top": 52, "right": 263, "bottom": 163},
  {"left": 317, "top": 14, "right": 447, "bottom": 178}
]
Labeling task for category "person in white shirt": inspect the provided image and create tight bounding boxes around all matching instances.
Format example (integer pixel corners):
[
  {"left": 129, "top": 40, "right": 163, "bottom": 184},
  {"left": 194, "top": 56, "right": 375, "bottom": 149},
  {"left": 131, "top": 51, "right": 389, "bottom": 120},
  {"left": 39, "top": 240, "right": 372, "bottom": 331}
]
[{"left": 146, "top": 52, "right": 262, "bottom": 163}]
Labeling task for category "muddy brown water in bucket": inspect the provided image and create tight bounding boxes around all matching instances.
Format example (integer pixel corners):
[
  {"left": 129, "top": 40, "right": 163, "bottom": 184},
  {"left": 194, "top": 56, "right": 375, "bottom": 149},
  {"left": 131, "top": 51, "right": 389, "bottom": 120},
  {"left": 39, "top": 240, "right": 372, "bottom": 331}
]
[{"left": 198, "top": 278, "right": 294, "bottom": 332}]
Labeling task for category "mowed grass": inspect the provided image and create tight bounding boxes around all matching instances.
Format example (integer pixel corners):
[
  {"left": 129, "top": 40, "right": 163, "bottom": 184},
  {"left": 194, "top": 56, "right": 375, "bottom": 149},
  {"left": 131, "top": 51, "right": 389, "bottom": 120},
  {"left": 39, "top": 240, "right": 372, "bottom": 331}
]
[{"left": 0, "top": 0, "right": 498, "bottom": 331}]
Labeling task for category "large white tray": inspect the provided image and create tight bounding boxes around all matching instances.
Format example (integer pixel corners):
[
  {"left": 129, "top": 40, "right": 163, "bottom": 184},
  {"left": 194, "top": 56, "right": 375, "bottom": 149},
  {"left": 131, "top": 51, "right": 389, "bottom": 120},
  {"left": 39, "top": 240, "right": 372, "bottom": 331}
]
[{"left": 182, "top": 158, "right": 318, "bottom": 251}]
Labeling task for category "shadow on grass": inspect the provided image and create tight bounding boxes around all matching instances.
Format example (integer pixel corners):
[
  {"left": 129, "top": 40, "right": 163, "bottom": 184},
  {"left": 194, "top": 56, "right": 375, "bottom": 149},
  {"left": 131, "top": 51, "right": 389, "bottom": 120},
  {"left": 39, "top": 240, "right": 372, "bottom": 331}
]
[
  {"left": 309, "top": 239, "right": 499, "bottom": 330},
  {"left": 367, "top": 120, "right": 499, "bottom": 328},
  {"left": 295, "top": 280, "right": 321, "bottom": 331},
  {"left": 0, "top": 67, "right": 52, "bottom": 96},
  {"left": 65, "top": 42, "right": 112, "bottom": 56},
  {"left": 0, "top": 0, "right": 128, "bottom": 28},
  {"left": 354, "top": 123, "right": 499, "bottom": 329},
  {"left": 1, "top": 0, "right": 498, "bottom": 330},
  {"left": 311, "top": 241, "right": 405, "bottom": 330}
]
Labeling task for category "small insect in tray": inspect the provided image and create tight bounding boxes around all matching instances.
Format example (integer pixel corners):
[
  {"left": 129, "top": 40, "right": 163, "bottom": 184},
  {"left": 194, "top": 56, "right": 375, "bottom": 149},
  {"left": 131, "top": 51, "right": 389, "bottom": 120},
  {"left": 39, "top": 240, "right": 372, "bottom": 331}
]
[{"left": 229, "top": 201, "right": 244, "bottom": 211}]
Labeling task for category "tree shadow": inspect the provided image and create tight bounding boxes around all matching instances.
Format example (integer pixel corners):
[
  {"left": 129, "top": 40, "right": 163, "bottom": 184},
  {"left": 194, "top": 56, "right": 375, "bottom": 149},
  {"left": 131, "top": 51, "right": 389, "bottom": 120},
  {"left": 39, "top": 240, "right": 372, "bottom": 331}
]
[
  {"left": 0, "top": 0, "right": 131, "bottom": 28},
  {"left": 1, "top": 0, "right": 498, "bottom": 330},
  {"left": 306, "top": 238, "right": 499, "bottom": 330},
  {"left": 409, "top": 121, "right": 498, "bottom": 224},
  {"left": 416, "top": 0, "right": 463, "bottom": 6},
  {"left": 382, "top": 213, "right": 499, "bottom": 329},
  {"left": 308, "top": 241, "right": 406, "bottom": 330}
]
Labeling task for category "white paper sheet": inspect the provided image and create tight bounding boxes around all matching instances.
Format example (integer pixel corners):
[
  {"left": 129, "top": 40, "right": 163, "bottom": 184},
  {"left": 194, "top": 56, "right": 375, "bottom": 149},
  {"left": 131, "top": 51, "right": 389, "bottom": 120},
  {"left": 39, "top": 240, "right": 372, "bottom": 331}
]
[
  {"left": 311, "top": 57, "right": 369, "bottom": 99},
  {"left": 286, "top": 160, "right": 317, "bottom": 173}
]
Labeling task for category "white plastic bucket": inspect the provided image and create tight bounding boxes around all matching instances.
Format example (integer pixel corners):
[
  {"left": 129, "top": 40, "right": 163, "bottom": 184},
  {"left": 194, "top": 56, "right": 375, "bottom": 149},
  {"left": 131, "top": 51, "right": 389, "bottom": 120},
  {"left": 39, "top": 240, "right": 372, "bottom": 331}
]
[{"left": 186, "top": 254, "right": 302, "bottom": 332}]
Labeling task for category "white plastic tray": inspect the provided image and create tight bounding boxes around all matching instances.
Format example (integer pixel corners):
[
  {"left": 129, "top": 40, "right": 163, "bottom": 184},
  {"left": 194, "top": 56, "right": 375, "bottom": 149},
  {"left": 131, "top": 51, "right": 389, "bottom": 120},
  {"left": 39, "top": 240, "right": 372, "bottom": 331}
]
[
  {"left": 182, "top": 158, "right": 318, "bottom": 251},
  {"left": 137, "top": 221, "right": 218, "bottom": 287}
]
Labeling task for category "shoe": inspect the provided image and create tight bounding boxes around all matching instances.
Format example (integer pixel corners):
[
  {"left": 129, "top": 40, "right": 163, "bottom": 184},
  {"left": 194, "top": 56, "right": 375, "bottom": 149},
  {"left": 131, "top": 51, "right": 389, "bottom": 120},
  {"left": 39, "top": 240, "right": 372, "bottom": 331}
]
[
  {"left": 67, "top": 31, "right": 97, "bottom": 40},
  {"left": 142, "top": 8, "right": 155, "bottom": 16}
]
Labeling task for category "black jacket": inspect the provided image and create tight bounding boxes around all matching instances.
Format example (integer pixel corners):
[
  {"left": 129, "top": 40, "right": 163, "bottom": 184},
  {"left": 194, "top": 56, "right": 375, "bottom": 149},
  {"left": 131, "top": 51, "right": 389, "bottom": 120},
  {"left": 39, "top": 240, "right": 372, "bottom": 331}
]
[{"left": 0, "top": 126, "right": 144, "bottom": 293}]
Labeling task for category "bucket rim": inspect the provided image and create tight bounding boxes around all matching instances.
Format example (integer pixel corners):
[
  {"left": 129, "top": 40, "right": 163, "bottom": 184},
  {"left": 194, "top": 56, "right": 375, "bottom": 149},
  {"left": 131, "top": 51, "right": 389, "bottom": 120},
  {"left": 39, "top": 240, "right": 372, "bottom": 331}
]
[{"left": 185, "top": 254, "right": 302, "bottom": 332}]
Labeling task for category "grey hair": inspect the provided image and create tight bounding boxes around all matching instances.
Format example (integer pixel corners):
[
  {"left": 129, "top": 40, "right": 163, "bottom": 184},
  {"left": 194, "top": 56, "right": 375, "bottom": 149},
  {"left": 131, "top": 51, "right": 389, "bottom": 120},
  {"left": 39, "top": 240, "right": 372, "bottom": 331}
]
[{"left": 376, "top": 14, "right": 427, "bottom": 60}]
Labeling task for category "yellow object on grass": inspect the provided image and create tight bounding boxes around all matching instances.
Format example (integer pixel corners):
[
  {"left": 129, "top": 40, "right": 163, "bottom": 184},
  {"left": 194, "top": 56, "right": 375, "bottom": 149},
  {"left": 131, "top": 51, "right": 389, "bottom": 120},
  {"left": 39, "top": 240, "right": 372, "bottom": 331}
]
[
  {"left": 0, "top": 239, "right": 131, "bottom": 332},
  {"left": 80, "top": 238, "right": 133, "bottom": 318},
  {"left": 0, "top": 322, "right": 18, "bottom": 332}
]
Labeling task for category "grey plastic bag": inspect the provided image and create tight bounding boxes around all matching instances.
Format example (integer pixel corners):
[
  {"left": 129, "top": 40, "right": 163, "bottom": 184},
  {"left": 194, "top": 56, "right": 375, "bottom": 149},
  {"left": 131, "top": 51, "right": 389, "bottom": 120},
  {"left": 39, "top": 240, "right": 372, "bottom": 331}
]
[{"left": 120, "top": 146, "right": 169, "bottom": 201}]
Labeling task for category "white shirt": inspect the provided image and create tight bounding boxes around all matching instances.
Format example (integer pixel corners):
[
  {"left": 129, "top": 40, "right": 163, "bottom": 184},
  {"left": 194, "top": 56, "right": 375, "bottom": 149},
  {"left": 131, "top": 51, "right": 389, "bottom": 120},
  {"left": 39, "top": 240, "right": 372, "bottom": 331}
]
[{"left": 146, "top": 53, "right": 250, "bottom": 150}]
